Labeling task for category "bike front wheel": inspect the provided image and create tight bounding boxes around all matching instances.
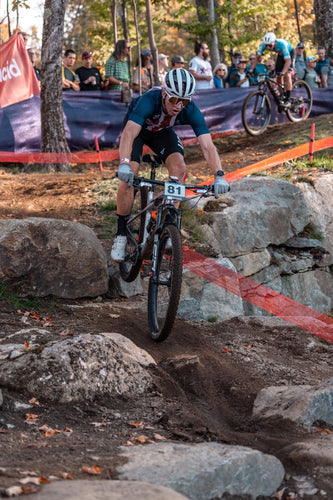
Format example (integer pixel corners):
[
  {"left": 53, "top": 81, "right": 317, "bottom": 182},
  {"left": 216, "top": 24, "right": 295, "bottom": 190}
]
[
  {"left": 242, "top": 90, "right": 271, "bottom": 136},
  {"left": 286, "top": 79, "right": 312, "bottom": 123},
  {"left": 119, "top": 186, "right": 148, "bottom": 283},
  {"left": 148, "top": 224, "right": 183, "bottom": 342}
]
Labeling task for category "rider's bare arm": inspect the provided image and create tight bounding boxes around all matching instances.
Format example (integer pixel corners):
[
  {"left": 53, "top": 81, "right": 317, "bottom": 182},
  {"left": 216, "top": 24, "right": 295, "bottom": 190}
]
[
  {"left": 197, "top": 133, "right": 224, "bottom": 175},
  {"left": 119, "top": 120, "right": 142, "bottom": 163}
]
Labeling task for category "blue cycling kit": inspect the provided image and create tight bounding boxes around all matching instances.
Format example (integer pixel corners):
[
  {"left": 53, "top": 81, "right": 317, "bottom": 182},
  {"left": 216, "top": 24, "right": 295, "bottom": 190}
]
[
  {"left": 127, "top": 87, "right": 209, "bottom": 137},
  {"left": 258, "top": 39, "right": 293, "bottom": 59}
]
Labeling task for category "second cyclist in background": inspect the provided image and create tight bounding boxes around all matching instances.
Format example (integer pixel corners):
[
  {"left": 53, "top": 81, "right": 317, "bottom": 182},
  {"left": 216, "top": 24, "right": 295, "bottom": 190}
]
[{"left": 251, "top": 32, "right": 294, "bottom": 109}]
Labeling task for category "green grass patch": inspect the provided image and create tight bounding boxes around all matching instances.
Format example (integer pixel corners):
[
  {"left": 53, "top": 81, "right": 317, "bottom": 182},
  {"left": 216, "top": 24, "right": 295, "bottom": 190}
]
[{"left": 0, "top": 282, "right": 41, "bottom": 310}]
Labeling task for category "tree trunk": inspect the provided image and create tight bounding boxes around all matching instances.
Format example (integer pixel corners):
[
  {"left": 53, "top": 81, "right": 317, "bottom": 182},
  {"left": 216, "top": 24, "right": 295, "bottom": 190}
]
[
  {"left": 145, "top": 0, "right": 159, "bottom": 86},
  {"left": 111, "top": 0, "right": 117, "bottom": 44},
  {"left": 294, "top": 0, "right": 303, "bottom": 43},
  {"left": 132, "top": 0, "right": 141, "bottom": 94},
  {"left": 121, "top": 0, "right": 128, "bottom": 40},
  {"left": 314, "top": 0, "right": 333, "bottom": 54},
  {"left": 41, "top": 0, "right": 71, "bottom": 172},
  {"left": 6, "top": 0, "right": 11, "bottom": 37},
  {"left": 208, "top": 0, "right": 219, "bottom": 69}
]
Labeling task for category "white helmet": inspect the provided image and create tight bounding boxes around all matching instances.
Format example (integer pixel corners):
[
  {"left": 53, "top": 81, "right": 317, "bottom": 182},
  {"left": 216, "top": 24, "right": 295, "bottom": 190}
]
[
  {"left": 263, "top": 32, "right": 276, "bottom": 45},
  {"left": 163, "top": 68, "right": 196, "bottom": 99}
]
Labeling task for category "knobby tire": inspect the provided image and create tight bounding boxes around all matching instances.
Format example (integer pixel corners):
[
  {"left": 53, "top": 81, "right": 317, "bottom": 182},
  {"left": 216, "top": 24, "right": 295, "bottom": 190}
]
[
  {"left": 286, "top": 79, "right": 312, "bottom": 123},
  {"left": 119, "top": 186, "right": 148, "bottom": 283},
  {"left": 148, "top": 224, "right": 183, "bottom": 342},
  {"left": 242, "top": 90, "right": 271, "bottom": 136}
]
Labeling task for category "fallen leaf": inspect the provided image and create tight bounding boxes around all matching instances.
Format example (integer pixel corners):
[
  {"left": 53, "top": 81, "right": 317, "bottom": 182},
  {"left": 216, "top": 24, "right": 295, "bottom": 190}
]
[
  {"left": 19, "top": 477, "right": 40, "bottom": 485},
  {"left": 28, "top": 398, "right": 40, "bottom": 406},
  {"left": 122, "top": 440, "right": 134, "bottom": 446},
  {"left": 25, "top": 414, "right": 39, "bottom": 420},
  {"left": 27, "top": 442, "right": 48, "bottom": 448},
  {"left": 129, "top": 421, "right": 144, "bottom": 428},
  {"left": 39, "top": 424, "right": 61, "bottom": 436},
  {"left": 134, "top": 435, "right": 154, "bottom": 444},
  {"left": 19, "top": 471, "right": 38, "bottom": 476},
  {"left": 61, "top": 472, "right": 75, "bottom": 479},
  {"left": 63, "top": 427, "right": 73, "bottom": 433},
  {"left": 153, "top": 433, "right": 167, "bottom": 441},
  {"left": 82, "top": 465, "right": 101, "bottom": 475},
  {"left": 91, "top": 421, "right": 106, "bottom": 427},
  {"left": 109, "top": 313, "right": 120, "bottom": 318},
  {"left": 25, "top": 340, "right": 30, "bottom": 350},
  {"left": 222, "top": 348, "right": 230, "bottom": 353},
  {"left": 247, "top": 344, "right": 252, "bottom": 349}
]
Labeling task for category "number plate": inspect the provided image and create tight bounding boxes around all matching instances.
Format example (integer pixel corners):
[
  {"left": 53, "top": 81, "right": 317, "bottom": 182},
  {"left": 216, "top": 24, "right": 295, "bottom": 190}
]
[{"left": 164, "top": 182, "right": 186, "bottom": 200}]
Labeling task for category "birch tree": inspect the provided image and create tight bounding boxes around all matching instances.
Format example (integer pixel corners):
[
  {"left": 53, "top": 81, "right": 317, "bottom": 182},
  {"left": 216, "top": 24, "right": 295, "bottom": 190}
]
[{"left": 40, "top": 0, "right": 71, "bottom": 171}]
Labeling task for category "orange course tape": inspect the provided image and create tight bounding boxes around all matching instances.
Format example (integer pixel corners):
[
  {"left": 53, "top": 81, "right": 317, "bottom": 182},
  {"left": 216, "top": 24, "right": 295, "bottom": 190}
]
[{"left": 183, "top": 248, "right": 333, "bottom": 344}]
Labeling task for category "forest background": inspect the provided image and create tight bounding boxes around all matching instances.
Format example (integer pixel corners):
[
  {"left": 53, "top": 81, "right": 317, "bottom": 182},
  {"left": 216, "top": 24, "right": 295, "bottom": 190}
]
[
  {"left": 0, "top": 0, "right": 332, "bottom": 169},
  {"left": 1, "top": 0, "right": 333, "bottom": 78}
]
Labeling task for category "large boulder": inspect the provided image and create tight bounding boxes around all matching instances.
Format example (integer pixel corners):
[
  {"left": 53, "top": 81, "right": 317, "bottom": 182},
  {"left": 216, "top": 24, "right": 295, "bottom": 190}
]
[
  {"left": 0, "top": 332, "right": 155, "bottom": 403},
  {"left": 0, "top": 218, "right": 108, "bottom": 298},
  {"left": 205, "top": 177, "right": 312, "bottom": 257},
  {"left": 297, "top": 174, "right": 333, "bottom": 257}
]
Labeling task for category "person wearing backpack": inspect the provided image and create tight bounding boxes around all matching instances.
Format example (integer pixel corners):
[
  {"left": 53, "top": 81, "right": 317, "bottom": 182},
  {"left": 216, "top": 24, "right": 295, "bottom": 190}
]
[{"left": 297, "top": 56, "right": 320, "bottom": 88}]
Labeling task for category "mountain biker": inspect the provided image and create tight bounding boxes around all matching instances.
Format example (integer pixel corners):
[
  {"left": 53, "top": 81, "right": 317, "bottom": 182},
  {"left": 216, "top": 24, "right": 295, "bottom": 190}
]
[
  {"left": 111, "top": 68, "right": 229, "bottom": 262},
  {"left": 251, "top": 32, "right": 294, "bottom": 108}
]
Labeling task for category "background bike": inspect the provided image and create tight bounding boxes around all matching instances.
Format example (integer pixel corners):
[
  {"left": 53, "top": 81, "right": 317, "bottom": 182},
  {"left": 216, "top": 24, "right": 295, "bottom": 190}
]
[
  {"left": 242, "top": 73, "right": 313, "bottom": 136},
  {"left": 118, "top": 154, "right": 215, "bottom": 342}
]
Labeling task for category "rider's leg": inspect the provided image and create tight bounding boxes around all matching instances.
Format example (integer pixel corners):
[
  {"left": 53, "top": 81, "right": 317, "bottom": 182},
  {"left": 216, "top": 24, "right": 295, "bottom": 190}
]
[
  {"left": 164, "top": 152, "right": 186, "bottom": 183},
  {"left": 111, "top": 161, "right": 140, "bottom": 262}
]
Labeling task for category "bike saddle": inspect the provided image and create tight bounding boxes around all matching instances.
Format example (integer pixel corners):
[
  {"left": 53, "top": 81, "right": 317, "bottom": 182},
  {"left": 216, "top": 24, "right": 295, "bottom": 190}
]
[{"left": 142, "top": 153, "right": 163, "bottom": 168}]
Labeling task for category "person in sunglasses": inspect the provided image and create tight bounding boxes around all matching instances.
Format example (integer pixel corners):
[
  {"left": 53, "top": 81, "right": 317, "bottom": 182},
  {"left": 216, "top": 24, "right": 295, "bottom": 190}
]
[
  {"left": 111, "top": 68, "right": 229, "bottom": 262},
  {"left": 250, "top": 32, "right": 294, "bottom": 108}
]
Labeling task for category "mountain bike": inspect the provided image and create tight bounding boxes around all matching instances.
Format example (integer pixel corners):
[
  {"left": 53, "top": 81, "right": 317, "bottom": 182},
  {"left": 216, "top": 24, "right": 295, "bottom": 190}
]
[
  {"left": 241, "top": 73, "right": 313, "bottom": 136},
  {"left": 118, "top": 154, "right": 215, "bottom": 342}
]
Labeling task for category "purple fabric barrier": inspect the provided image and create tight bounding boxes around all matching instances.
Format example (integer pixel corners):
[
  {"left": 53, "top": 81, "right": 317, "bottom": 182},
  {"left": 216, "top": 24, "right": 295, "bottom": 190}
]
[{"left": 0, "top": 88, "right": 332, "bottom": 153}]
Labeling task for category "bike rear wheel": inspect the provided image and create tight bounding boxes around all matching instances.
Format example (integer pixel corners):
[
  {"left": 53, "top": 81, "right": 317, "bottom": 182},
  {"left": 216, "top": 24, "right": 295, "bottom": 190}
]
[
  {"left": 148, "top": 224, "right": 183, "bottom": 342},
  {"left": 286, "top": 79, "right": 312, "bottom": 123},
  {"left": 242, "top": 90, "right": 271, "bottom": 136},
  {"left": 119, "top": 186, "right": 148, "bottom": 283}
]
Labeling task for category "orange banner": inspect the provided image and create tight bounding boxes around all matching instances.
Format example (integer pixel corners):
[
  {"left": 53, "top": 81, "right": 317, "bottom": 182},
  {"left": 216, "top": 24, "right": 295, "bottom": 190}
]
[{"left": 0, "top": 33, "right": 40, "bottom": 109}]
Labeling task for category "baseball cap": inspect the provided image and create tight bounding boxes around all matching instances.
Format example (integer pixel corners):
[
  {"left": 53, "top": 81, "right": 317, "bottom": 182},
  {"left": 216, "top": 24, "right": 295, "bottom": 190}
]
[
  {"left": 296, "top": 42, "right": 304, "bottom": 48},
  {"left": 171, "top": 56, "right": 187, "bottom": 64},
  {"left": 82, "top": 51, "right": 92, "bottom": 59},
  {"left": 306, "top": 55, "right": 317, "bottom": 63},
  {"left": 141, "top": 48, "right": 151, "bottom": 56},
  {"left": 159, "top": 53, "right": 169, "bottom": 59},
  {"left": 233, "top": 51, "right": 242, "bottom": 57},
  {"left": 172, "top": 55, "right": 186, "bottom": 65}
]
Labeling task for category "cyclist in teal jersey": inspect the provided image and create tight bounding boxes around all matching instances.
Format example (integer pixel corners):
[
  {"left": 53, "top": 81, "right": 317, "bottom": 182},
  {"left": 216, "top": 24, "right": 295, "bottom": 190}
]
[
  {"left": 251, "top": 32, "right": 295, "bottom": 108},
  {"left": 111, "top": 68, "right": 229, "bottom": 262}
]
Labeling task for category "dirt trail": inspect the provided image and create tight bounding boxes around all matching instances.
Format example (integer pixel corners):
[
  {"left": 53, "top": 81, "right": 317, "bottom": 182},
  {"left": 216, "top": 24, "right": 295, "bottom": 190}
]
[{"left": 0, "top": 115, "right": 333, "bottom": 498}]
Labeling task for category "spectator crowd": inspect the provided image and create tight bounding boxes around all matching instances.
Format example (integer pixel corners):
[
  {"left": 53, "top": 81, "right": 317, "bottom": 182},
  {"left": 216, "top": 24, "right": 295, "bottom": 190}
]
[{"left": 22, "top": 31, "right": 333, "bottom": 92}]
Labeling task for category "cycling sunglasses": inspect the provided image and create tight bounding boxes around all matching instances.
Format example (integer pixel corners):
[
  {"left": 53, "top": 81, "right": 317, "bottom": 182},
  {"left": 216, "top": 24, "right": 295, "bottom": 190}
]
[
  {"left": 265, "top": 44, "right": 274, "bottom": 49},
  {"left": 165, "top": 92, "right": 191, "bottom": 107}
]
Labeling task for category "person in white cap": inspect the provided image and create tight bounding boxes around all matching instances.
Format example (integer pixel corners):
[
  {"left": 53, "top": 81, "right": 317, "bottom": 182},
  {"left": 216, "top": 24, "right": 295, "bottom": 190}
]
[{"left": 158, "top": 53, "right": 169, "bottom": 84}]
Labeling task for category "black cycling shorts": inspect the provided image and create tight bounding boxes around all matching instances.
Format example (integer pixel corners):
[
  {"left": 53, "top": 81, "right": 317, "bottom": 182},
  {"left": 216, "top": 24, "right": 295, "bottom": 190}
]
[
  {"left": 276, "top": 49, "right": 295, "bottom": 73},
  {"left": 131, "top": 127, "right": 184, "bottom": 164}
]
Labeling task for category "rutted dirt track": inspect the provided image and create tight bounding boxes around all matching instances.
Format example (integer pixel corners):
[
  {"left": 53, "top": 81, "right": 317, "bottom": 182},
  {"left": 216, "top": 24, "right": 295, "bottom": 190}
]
[{"left": 0, "top": 117, "right": 333, "bottom": 499}]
